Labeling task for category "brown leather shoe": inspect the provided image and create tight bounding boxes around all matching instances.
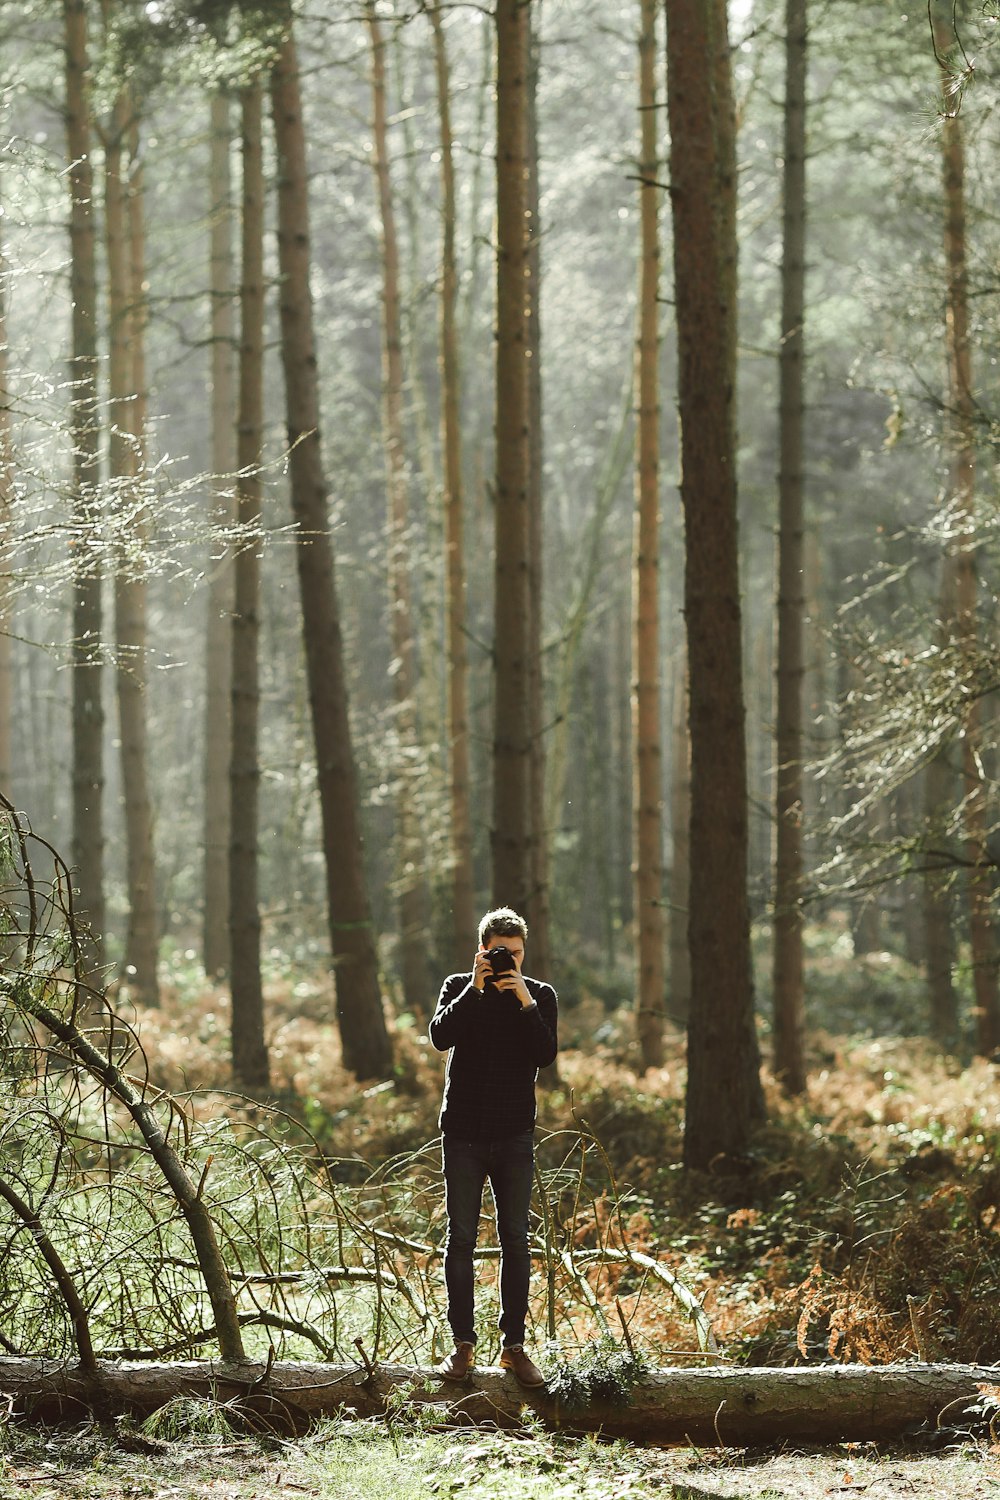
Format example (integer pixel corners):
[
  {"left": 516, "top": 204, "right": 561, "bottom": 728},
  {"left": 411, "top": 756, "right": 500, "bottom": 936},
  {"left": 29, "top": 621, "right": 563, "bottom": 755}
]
[
  {"left": 437, "top": 1340, "right": 476, "bottom": 1381},
  {"left": 499, "top": 1344, "right": 545, "bottom": 1387}
]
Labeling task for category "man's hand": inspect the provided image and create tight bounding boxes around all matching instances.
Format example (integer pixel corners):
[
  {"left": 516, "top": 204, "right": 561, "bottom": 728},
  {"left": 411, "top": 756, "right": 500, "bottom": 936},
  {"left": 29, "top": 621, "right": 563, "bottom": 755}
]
[
  {"left": 492, "top": 970, "right": 534, "bottom": 1009},
  {"left": 472, "top": 948, "right": 492, "bottom": 992}
]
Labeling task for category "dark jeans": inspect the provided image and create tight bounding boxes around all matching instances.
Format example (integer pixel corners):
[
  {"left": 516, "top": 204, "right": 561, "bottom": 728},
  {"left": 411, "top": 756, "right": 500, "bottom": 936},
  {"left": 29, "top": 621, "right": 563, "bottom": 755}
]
[{"left": 442, "top": 1129, "right": 534, "bottom": 1349}]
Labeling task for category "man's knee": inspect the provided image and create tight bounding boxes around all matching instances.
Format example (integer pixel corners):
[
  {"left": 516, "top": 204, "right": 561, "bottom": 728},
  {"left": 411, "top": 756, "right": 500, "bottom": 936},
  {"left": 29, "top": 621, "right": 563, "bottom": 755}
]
[
  {"left": 445, "top": 1224, "right": 479, "bottom": 1256},
  {"left": 496, "top": 1215, "right": 530, "bottom": 1252}
]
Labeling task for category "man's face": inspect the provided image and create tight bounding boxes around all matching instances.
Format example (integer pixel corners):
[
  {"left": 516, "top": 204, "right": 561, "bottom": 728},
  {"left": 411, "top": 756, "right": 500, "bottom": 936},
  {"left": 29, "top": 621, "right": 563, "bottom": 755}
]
[{"left": 484, "top": 933, "right": 525, "bottom": 970}]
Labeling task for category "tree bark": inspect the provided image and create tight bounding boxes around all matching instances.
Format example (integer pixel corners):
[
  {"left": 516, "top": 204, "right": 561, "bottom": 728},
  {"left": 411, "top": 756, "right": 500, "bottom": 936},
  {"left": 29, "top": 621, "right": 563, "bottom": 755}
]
[
  {"left": 667, "top": 650, "right": 691, "bottom": 1026},
  {"left": 203, "top": 89, "right": 237, "bottom": 982},
  {"left": 390, "top": 35, "right": 439, "bottom": 536},
  {"left": 0, "top": 1176, "right": 97, "bottom": 1371},
  {"left": 366, "top": 2, "right": 435, "bottom": 1016},
  {"left": 492, "top": 0, "right": 534, "bottom": 916},
  {"left": 104, "top": 78, "right": 159, "bottom": 1006},
  {"left": 545, "top": 383, "right": 632, "bottom": 843},
  {"left": 772, "top": 0, "right": 808, "bottom": 1096},
  {"left": 633, "top": 0, "right": 665, "bottom": 1071},
  {"left": 524, "top": 3, "right": 551, "bottom": 986},
  {"left": 64, "top": 0, "right": 106, "bottom": 980},
  {"left": 0, "top": 1357, "right": 994, "bottom": 1445},
  {"left": 0, "top": 187, "right": 13, "bottom": 798},
  {"left": 665, "top": 0, "right": 765, "bottom": 1169},
  {"left": 428, "top": 4, "right": 476, "bottom": 967},
  {"left": 269, "top": 16, "right": 392, "bottom": 1080},
  {"left": 229, "top": 82, "right": 270, "bottom": 1095},
  {"left": 922, "top": 754, "right": 957, "bottom": 1047},
  {"left": 933, "top": 6, "right": 999, "bottom": 1057}
]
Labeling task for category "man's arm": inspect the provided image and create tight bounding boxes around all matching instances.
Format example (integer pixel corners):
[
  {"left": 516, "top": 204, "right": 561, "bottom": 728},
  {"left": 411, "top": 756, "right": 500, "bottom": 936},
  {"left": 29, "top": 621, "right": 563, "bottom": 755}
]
[
  {"left": 428, "top": 972, "right": 477, "bottom": 1052},
  {"left": 522, "top": 981, "right": 558, "bottom": 1068}
]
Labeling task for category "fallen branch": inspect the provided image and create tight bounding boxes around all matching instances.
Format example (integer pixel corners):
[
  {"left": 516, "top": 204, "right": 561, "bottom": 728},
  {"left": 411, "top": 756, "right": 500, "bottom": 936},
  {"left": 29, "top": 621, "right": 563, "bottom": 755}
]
[
  {"left": 0, "top": 1175, "right": 96, "bottom": 1371},
  {"left": 1, "top": 1356, "right": 996, "bottom": 1443},
  {"left": 576, "top": 1246, "right": 720, "bottom": 1354},
  {"left": 0, "top": 800, "right": 247, "bottom": 1365}
]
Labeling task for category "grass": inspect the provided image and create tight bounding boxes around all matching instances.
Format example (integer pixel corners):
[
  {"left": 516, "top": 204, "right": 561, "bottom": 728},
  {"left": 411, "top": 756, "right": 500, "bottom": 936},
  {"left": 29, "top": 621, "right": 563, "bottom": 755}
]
[{"left": 1, "top": 1420, "right": 998, "bottom": 1500}]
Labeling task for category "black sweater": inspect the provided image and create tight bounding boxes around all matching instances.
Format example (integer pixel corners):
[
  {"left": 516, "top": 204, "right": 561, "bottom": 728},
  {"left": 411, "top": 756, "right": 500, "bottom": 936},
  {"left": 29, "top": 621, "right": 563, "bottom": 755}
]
[{"left": 429, "top": 971, "right": 559, "bottom": 1140}]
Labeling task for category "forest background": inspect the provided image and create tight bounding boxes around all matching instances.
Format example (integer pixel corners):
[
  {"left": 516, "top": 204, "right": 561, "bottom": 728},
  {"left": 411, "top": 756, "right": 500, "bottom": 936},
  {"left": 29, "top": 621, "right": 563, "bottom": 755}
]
[{"left": 1, "top": 0, "right": 1000, "bottom": 1488}]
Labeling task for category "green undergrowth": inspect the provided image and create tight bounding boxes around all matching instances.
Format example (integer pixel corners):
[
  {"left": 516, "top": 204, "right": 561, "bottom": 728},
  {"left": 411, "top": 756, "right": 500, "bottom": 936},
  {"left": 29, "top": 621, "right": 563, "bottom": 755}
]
[
  {"left": 5, "top": 914, "right": 1000, "bottom": 1376},
  {"left": 0, "top": 1419, "right": 998, "bottom": 1500},
  {"left": 545, "top": 1336, "right": 648, "bottom": 1408}
]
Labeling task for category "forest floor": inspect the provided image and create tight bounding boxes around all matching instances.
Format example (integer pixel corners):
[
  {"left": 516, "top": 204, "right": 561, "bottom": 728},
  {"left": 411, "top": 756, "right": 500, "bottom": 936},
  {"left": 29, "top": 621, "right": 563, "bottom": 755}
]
[
  {"left": 2, "top": 1417, "right": 999, "bottom": 1500},
  {"left": 6, "top": 926, "right": 1000, "bottom": 1496}
]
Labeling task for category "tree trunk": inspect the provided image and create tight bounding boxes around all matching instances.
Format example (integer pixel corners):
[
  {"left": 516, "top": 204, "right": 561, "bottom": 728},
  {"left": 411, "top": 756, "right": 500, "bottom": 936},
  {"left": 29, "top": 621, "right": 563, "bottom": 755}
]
[
  {"left": 492, "top": 0, "right": 534, "bottom": 916},
  {"left": 0, "top": 1357, "right": 994, "bottom": 1445},
  {"left": 428, "top": 4, "right": 476, "bottom": 967},
  {"left": 203, "top": 89, "right": 237, "bottom": 982},
  {"left": 0, "top": 189, "right": 13, "bottom": 798},
  {"left": 525, "top": 3, "right": 552, "bottom": 985},
  {"left": 269, "top": 16, "right": 392, "bottom": 1080},
  {"left": 613, "top": 595, "right": 633, "bottom": 941},
  {"left": 933, "top": 7, "right": 1000, "bottom": 1056},
  {"left": 633, "top": 0, "right": 665, "bottom": 1071},
  {"left": 772, "top": 0, "right": 808, "bottom": 1096},
  {"left": 64, "top": 0, "right": 106, "bottom": 980},
  {"left": 366, "top": 3, "right": 435, "bottom": 1015},
  {"left": 545, "top": 380, "right": 632, "bottom": 850},
  {"left": 104, "top": 81, "right": 159, "bottom": 1006},
  {"left": 229, "top": 82, "right": 270, "bottom": 1095},
  {"left": 390, "top": 34, "right": 439, "bottom": 529},
  {"left": 667, "top": 650, "right": 691, "bottom": 1026},
  {"left": 665, "top": 0, "right": 765, "bottom": 1169},
  {"left": 922, "top": 755, "right": 957, "bottom": 1047}
]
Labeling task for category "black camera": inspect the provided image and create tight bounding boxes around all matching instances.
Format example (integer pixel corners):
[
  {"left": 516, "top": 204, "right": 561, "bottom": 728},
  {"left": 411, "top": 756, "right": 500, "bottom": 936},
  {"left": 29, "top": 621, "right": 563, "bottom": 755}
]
[{"left": 486, "top": 945, "right": 517, "bottom": 978}]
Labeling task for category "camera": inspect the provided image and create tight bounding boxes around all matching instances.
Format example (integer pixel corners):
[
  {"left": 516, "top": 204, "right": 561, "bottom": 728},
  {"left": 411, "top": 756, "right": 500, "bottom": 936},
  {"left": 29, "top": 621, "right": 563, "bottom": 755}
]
[{"left": 486, "top": 945, "right": 517, "bottom": 978}]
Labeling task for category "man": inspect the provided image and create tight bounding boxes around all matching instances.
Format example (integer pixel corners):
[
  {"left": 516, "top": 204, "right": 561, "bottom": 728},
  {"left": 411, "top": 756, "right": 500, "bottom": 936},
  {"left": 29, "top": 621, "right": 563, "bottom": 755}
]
[{"left": 429, "top": 906, "right": 558, "bottom": 1386}]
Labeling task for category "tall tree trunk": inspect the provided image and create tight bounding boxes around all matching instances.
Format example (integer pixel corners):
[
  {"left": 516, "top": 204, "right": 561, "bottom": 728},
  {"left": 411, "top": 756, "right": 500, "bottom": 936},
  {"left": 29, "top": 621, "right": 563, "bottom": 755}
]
[
  {"left": 545, "top": 380, "right": 632, "bottom": 835},
  {"left": 922, "top": 752, "right": 957, "bottom": 1046},
  {"left": 428, "top": 3, "right": 476, "bottom": 965},
  {"left": 64, "top": 0, "right": 105, "bottom": 979},
  {"left": 0, "top": 188, "right": 13, "bottom": 799},
  {"left": 390, "top": 34, "right": 439, "bottom": 525},
  {"left": 933, "top": 7, "right": 999, "bottom": 1055},
  {"left": 126, "top": 117, "right": 159, "bottom": 1002},
  {"left": 104, "top": 76, "right": 159, "bottom": 1005},
  {"left": 665, "top": 0, "right": 765, "bottom": 1169},
  {"left": 525, "top": 2, "right": 552, "bottom": 984},
  {"left": 613, "top": 594, "right": 634, "bottom": 950},
  {"left": 923, "top": 547, "right": 958, "bottom": 1045},
  {"left": 229, "top": 82, "right": 269, "bottom": 1094},
  {"left": 772, "top": 0, "right": 808, "bottom": 1096},
  {"left": 269, "top": 16, "right": 392, "bottom": 1080},
  {"left": 667, "top": 650, "right": 691, "bottom": 1025},
  {"left": 366, "top": 3, "right": 434, "bottom": 1014},
  {"left": 633, "top": 0, "right": 665, "bottom": 1070},
  {"left": 492, "top": 0, "right": 534, "bottom": 916},
  {"left": 203, "top": 89, "right": 237, "bottom": 981}
]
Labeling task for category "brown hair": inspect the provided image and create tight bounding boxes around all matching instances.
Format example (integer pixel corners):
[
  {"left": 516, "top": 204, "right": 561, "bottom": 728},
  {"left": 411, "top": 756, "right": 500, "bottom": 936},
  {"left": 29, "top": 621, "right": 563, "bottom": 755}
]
[{"left": 478, "top": 906, "right": 528, "bottom": 947}]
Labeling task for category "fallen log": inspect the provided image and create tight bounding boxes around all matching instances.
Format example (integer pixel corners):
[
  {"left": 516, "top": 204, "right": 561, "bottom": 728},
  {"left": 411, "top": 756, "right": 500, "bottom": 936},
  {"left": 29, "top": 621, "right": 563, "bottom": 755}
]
[{"left": 1, "top": 1356, "right": 997, "bottom": 1444}]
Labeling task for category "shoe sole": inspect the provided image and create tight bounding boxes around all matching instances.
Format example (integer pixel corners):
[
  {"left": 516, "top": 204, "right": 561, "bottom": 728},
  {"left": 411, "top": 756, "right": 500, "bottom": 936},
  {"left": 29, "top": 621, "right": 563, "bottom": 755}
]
[{"left": 499, "top": 1365, "right": 545, "bottom": 1387}]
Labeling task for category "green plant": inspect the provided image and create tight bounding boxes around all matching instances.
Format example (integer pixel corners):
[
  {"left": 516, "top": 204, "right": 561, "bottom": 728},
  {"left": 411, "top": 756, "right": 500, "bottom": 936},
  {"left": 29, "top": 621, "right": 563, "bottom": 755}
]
[
  {"left": 140, "top": 1395, "right": 239, "bottom": 1441},
  {"left": 545, "top": 1337, "right": 647, "bottom": 1409}
]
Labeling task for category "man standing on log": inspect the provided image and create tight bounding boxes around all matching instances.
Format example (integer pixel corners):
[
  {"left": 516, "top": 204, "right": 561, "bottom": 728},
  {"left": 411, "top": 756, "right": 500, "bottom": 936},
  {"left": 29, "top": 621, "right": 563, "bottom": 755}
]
[{"left": 429, "top": 906, "right": 558, "bottom": 1387}]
